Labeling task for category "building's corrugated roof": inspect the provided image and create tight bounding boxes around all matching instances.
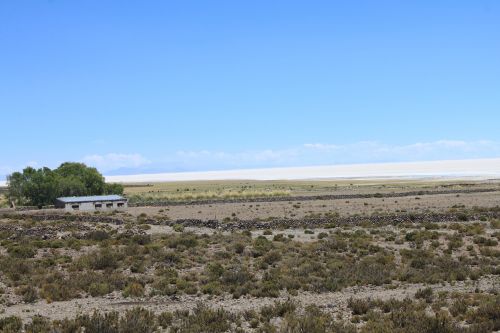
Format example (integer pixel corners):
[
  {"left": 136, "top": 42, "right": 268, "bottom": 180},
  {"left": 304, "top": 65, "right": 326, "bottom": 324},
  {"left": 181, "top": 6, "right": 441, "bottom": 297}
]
[{"left": 56, "top": 195, "right": 126, "bottom": 203}]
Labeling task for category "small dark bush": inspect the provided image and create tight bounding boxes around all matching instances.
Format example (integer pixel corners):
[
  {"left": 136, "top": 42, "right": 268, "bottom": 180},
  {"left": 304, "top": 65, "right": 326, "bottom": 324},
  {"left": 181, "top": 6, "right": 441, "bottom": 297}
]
[{"left": 415, "top": 287, "right": 433, "bottom": 303}]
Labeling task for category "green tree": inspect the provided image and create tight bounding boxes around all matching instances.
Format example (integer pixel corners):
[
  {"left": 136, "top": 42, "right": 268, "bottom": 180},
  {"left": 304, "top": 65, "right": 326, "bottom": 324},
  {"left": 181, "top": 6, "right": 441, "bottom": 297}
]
[
  {"left": 55, "top": 163, "right": 106, "bottom": 195},
  {"left": 104, "top": 183, "right": 124, "bottom": 195},
  {"left": 57, "top": 175, "right": 87, "bottom": 197},
  {"left": 7, "top": 162, "right": 124, "bottom": 207}
]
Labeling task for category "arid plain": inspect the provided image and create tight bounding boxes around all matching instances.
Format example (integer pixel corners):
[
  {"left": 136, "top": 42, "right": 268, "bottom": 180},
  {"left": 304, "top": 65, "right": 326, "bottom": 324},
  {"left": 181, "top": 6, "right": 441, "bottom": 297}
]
[{"left": 0, "top": 179, "right": 499, "bottom": 332}]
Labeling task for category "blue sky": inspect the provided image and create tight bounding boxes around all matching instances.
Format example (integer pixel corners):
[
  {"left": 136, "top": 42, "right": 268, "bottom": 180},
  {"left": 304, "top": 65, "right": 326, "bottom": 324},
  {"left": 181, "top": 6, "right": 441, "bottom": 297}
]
[{"left": 1, "top": 1, "right": 500, "bottom": 178}]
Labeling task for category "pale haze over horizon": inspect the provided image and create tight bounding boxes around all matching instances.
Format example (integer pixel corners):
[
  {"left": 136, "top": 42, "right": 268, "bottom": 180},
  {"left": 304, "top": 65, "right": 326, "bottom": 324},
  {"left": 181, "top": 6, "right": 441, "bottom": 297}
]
[
  {"left": 1, "top": 158, "right": 500, "bottom": 187},
  {"left": 1, "top": 1, "right": 500, "bottom": 180}
]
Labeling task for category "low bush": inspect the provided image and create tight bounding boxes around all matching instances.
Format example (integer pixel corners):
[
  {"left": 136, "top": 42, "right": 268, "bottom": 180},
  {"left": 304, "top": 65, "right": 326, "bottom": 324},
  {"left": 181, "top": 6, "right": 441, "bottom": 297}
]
[
  {"left": 348, "top": 297, "right": 372, "bottom": 315},
  {"left": 16, "top": 285, "right": 38, "bottom": 303},
  {"left": 0, "top": 316, "right": 23, "bottom": 332},
  {"left": 415, "top": 287, "right": 433, "bottom": 303},
  {"left": 123, "top": 282, "right": 145, "bottom": 298},
  {"left": 173, "top": 224, "right": 185, "bottom": 232}
]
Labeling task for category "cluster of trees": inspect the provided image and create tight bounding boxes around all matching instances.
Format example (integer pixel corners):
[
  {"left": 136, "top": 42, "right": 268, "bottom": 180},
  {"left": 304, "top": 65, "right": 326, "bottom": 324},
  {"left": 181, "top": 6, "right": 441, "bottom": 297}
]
[{"left": 7, "top": 162, "right": 124, "bottom": 207}]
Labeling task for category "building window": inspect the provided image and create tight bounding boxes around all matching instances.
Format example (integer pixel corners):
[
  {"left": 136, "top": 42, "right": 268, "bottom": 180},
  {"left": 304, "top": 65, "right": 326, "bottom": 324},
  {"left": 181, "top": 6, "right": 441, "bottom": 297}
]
[
  {"left": 117, "top": 202, "right": 124, "bottom": 208},
  {"left": 106, "top": 203, "right": 113, "bottom": 208},
  {"left": 71, "top": 204, "right": 80, "bottom": 210},
  {"left": 95, "top": 203, "right": 102, "bottom": 209}
]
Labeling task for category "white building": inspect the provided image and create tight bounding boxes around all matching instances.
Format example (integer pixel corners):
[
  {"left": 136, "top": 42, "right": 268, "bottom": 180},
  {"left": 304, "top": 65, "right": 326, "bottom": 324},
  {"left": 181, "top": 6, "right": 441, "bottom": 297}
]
[{"left": 55, "top": 195, "right": 128, "bottom": 212}]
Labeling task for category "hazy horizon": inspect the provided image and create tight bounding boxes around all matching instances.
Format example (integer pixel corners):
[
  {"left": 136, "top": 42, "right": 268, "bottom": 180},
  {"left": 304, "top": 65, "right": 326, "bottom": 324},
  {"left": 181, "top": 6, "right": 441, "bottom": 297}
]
[
  {"left": 102, "top": 157, "right": 500, "bottom": 183},
  {"left": 3, "top": 157, "right": 499, "bottom": 186}
]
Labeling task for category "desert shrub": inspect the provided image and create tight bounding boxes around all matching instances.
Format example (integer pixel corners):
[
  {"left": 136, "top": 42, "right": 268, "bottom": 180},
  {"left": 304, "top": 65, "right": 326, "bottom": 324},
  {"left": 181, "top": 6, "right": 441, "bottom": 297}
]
[
  {"left": 466, "top": 295, "right": 500, "bottom": 330},
  {"left": 123, "top": 282, "right": 144, "bottom": 298},
  {"left": 130, "top": 234, "right": 151, "bottom": 245},
  {"left": 205, "top": 262, "right": 252, "bottom": 298},
  {"left": 137, "top": 215, "right": 146, "bottom": 224},
  {"left": 16, "top": 285, "right": 38, "bottom": 303},
  {"left": 36, "top": 271, "right": 87, "bottom": 302},
  {"left": 176, "top": 279, "right": 198, "bottom": 295},
  {"left": 446, "top": 234, "right": 464, "bottom": 251},
  {"left": 86, "top": 248, "right": 120, "bottom": 270},
  {"left": 175, "top": 303, "right": 233, "bottom": 333},
  {"left": 130, "top": 259, "right": 146, "bottom": 273},
  {"left": 154, "top": 249, "right": 182, "bottom": 265},
  {"left": 474, "top": 236, "right": 498, "bottom": 246},
  {"left": 424, "top": 223, "right": 440, "bottom": 230},
  {"left": 353, "top": 254, "right": 395, "bottom": 286},
  {"left": 405, "top": 230, "right": 438, "bottom": 246},
  {"left": 119, "top": 307, "right": 157, "bottom": 333},
  {"left": 0, "top": 316, "right": 22, "bottom": 332},
  {"left": 173, "top": 224, "right": 185, "bottom": 232},
  {"left": 448, "top": 222, "right": 485, "bottom": 236},
  {"left": 231, "top": 284, "right": 252, "bottom": 299},
  {"left": 157, "top": 312, "right": 173, "bottom": 328},
  {"left": 7, "top": 244, "right": 36, "bottom": 258},
  {"left": 86, "top": 230, "right": 110, "bottom": 241},
  {"left": 222, "top": 265, "right": 253, "bottom": 286},
  {"left": 317, "top": 232, "right": 328, "bottom": 239},
  {"left": 251, "top": 280, "right": 280, "bottom": 298},
  {"left": 359, "top": 298, "right": 460, "bottom": 333},
  {"left": 262, "top": 250, "right": 282, "bottom": 265},
  {"left": 40, "top": 282, "right": 79, "bottom": 302},
  {"left": 348, "top": 297, "right": 373, "bottom": 315},
  {"left": 233, "top": 242, "right": 245, "bottom": 254},
  {"left": 415, "top": 287, "right": 433, "bottom": 303},
  {"left": 479, "top": 246, "right": 500, "bottom": 258},
  {"left": 273, "top": 233, "right": 286, "bottom": 242},
  {"left": 449, "top": 299, "right": 467, "bottom": 317},
  {"left": 138, "top": 223, "right": 151, "bottom": 230},
  {"left": 398, "top": 249, "right": 471, "bottom": 283},
  {"left": 51, "top": 306, "right": 231, "bottom": 333},
  {"left": 260, "top": 300, "right": 296, "bottom": 322},
  {"left": 166, "top": 233, "right": 198, "bottom": 249},
  {"left": 252, "top": 236, "right": 273, "bottom": 257},
  {"left": 152, "top": 278, "right": 177, "bottom": 296},
  {"left": 201, "top": 281, "right": 223, "bottom": 295},
  {"left": 322, "top": 236, "right": 348, "bottom": 252},
  {"left": 56, "top": 311, "right": 119, "bottom": 333},
  {"left": 71, "top": 271, "right": 127, "bottom": 296},
  {"left": 282, "top": 305, "right": 356, "bottom": 333},
  {"left": 205, "top": 262, "right": 225, "bottom": 281},
  {"left": 156, "top": 266, "right": 179, "bottom": 280},
  {"left": 490, "top": 220, "right": 500, "bottom": 229},
  {"left": 88, "top": 282, "right": 111, "bottom": 297},
  {"left": 24, "top": 316, "right": 51, "bottom": 333}
]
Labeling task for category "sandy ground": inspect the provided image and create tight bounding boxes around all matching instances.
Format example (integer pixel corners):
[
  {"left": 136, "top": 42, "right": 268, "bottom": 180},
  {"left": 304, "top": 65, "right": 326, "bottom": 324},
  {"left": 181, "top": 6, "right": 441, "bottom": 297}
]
[
  {"left": 127, "top": 191, "right": 500, "bottom": 221},
  {"left": 1, "top": 181, "right": 499, "bottom": 326}
]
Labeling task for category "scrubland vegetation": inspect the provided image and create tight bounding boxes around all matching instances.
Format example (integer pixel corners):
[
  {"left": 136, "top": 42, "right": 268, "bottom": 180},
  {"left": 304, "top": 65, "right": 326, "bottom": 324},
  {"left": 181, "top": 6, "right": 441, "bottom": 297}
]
[
  {"left": 0, "top": 180, "right": 499, "bottom": 332},
  {"left": 122, "top": 179, "right": 499, "bottom": 204},
  {"left": 0, "top": 209, "right": 499, "bottom": 331},
  {"left": 127, "top": 189, "right": 291, "bottom": 204},
  {"left": 124, "top": 181, "right": 300, "bottom": 204},
  {"left": 1, "top": 294, "right": 499, "bottom": 332}
]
